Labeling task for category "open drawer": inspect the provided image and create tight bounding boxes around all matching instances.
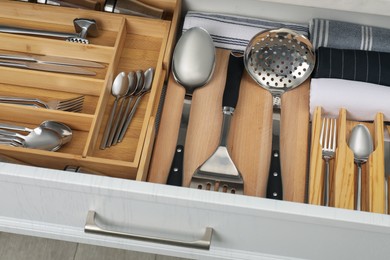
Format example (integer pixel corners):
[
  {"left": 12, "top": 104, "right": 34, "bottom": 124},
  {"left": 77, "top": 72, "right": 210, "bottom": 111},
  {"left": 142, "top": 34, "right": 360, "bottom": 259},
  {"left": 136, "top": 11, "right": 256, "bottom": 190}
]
[{"left": 0, "top": 1, "right": 390, "bottom": 260}]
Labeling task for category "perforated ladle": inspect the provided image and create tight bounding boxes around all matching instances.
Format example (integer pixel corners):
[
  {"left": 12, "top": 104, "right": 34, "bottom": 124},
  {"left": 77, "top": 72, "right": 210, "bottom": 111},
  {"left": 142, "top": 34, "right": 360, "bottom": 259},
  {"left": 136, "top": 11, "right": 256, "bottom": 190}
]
[{"left": 244, "top": 28, "right": 315, "bottom": 200}]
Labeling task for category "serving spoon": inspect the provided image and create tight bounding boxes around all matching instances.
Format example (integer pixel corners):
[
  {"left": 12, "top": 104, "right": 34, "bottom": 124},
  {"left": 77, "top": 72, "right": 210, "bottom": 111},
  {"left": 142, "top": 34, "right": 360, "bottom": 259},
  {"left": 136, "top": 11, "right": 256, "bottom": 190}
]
[
  {"left": 348, "top": 124, "right": 374, "bottom": 211},
  {"left": 166, "top": 27, "right": 216, "bottom": 186}
]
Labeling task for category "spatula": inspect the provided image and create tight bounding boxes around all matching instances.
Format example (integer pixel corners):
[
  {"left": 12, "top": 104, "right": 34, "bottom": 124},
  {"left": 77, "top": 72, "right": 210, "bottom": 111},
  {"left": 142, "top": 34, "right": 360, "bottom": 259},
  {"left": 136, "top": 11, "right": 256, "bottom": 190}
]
[{"left": 190, "top": 51, "right": 245, "bottom": 194}]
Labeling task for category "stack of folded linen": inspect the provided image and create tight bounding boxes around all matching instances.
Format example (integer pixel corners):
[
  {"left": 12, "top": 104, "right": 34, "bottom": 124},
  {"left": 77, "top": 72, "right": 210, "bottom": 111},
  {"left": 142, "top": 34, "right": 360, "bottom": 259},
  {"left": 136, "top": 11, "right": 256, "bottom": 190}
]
[{"left": 309, "top": 18, "right": 390, "bottom": 121}]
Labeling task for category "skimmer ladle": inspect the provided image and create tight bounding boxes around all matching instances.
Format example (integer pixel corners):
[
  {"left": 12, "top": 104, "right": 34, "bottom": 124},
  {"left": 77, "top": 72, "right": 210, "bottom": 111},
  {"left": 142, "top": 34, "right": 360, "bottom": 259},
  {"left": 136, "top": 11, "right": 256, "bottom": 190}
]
[{"left": 244, "top": 28, "right": 315, "bottom": 200}]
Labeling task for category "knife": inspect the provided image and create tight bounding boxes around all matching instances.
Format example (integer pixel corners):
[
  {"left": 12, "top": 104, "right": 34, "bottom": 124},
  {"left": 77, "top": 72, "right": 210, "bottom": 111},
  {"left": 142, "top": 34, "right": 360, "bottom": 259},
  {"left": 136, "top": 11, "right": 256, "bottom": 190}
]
[
  {"left": 0, "top": 59, "right": 96, "bottom": 75},
  {"left": 0, "top": 53, "right": 104, "bottom": 68},
  {"left": 384, "top": 125, "right": 390, "bottom": 213}
]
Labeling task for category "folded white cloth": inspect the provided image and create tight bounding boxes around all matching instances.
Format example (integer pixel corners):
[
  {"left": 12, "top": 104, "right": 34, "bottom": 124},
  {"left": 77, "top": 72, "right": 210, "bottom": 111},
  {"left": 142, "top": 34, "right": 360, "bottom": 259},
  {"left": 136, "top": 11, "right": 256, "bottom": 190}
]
[
  {"left": 182, "top": 11, "right": 308, "bottom": 51},
  {"left": 310, "top": 78, "right": 390, "bottom": 121}
]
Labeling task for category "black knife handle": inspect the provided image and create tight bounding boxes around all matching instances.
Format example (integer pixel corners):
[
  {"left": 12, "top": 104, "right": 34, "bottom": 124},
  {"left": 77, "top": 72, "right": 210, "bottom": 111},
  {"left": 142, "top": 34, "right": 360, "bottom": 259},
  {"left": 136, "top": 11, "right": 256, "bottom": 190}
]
[
  {"left": 222, "top": 51, "right": 244, "bottom": 109},
  {"left": 167, "top": 145, "right": 184, "bottom": 186},
  {"left": 266, "top": 150, "right": 283, "bottom": 200}
]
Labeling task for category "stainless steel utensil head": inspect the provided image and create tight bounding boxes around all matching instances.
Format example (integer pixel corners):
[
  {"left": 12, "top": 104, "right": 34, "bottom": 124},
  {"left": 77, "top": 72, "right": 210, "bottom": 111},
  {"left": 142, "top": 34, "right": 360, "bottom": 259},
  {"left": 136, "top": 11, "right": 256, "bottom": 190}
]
[
  {"left": 74, "top": 18, "right": 98, "bottom": 37},
  {"left": 67, "top": 18, "right": 98, "bottom": 44},
  {"left": 190, "top": 147, "right": 244, "bottom": 194},
  {"left": 172, "top": 27, "right": 215, "bottom": 93},
  {"left": 0, "top": 127, "right": 63, "bottom": 151},
  {"left": 244, "top": 28, "right": 315, "bottom": 92},
  {"left": 348, "top": 123, "right": 374, "bottom": 163}
]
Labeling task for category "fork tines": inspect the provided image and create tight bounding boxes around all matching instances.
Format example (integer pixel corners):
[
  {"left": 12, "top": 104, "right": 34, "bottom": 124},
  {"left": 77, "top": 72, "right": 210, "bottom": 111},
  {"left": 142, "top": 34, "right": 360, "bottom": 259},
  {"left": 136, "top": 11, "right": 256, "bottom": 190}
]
[
  {"left": 320, "top": 117, "right": 337, "bottom": 157},
  {"left": 56, "top": 95, "right": 84, "bottom": 112}
]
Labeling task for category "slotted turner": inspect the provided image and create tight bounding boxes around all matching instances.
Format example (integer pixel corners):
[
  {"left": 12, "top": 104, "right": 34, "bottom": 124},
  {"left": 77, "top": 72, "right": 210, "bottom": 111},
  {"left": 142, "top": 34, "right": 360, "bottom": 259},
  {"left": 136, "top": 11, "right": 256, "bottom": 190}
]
[
  {"left": 244, "top": 28, "right": 315, "bottom": 199},
  {"left": 190, "top": 51, "right": 245, "bottom": 194}
]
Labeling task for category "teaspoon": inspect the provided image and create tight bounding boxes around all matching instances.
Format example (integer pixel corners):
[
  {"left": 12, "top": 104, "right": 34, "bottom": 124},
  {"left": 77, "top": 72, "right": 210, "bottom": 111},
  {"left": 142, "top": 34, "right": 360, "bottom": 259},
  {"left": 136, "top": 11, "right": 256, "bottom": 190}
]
[
  {"left": 106, "top": 70, "right": 138, "bottom": 147},
  {"left": 111, "top": 70, "right": 143, "bottom": 146},
  {"left": 117, "top": 67, "right": 154, "bottom": 143},
  {"left": 348, "top": 124, "right": 374, "bottom": 211},
  {"left": 100, "top": 72, "right": 129, "bottom": 149}
]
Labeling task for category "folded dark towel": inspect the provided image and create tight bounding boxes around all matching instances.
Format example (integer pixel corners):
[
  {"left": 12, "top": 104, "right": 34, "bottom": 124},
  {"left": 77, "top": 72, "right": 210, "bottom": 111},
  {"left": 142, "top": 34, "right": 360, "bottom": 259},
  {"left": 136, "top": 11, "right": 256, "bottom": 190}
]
[
  {"left": 313, "top": 47, "right": 390, "bottom": 86},
  {"left": 309, "top": 18, "right": 390, "bottom": 53}
]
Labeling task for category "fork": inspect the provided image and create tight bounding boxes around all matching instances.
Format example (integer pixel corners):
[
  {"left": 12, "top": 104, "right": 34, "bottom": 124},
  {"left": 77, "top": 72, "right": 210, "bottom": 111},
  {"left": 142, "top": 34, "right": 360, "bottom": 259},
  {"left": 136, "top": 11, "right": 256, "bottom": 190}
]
[
  {"left": 0, "top": 95, "right": 84, "bottom": 112},
  {"left": 320, "top": 117, "right": 337, "bottom": 206}
]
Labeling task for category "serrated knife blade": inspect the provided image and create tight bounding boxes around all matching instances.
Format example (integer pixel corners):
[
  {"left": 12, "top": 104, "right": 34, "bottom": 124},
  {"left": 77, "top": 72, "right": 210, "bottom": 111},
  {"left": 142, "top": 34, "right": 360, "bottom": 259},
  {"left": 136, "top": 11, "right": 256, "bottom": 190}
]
[
  {"left": 0, "top": 53, "right": 104, "bottom": 68},
  {"left": 0, "top": 60, "right": 96, "bottom": 75}
]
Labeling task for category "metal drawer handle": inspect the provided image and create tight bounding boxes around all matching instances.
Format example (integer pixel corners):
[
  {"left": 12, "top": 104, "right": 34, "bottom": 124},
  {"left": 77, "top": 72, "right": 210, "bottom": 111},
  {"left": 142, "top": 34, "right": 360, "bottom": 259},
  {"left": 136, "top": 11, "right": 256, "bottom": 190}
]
[{"left": 84, "top": 210, "right": 213, "bottom": 250}]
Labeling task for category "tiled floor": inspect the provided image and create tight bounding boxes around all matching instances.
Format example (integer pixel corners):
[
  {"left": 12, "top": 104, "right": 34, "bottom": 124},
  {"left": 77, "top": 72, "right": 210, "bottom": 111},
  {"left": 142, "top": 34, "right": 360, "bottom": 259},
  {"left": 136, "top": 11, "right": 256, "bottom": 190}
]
[{"left": 0, "top": 232, "right": 189, "bottom": 260}]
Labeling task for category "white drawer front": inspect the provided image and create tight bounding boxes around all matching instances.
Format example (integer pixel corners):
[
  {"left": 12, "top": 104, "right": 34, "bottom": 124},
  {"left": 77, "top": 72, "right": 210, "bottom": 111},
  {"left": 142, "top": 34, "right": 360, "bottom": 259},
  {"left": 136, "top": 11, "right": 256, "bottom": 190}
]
[{"left": 1, "top": 163, "right": 390, "bottom": 260}]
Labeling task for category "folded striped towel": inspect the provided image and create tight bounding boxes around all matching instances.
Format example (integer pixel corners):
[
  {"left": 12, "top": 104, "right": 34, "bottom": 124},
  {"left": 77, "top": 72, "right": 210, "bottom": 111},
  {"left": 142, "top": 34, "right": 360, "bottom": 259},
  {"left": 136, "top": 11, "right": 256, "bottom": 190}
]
[
  {"left": 183, "top": 11, "right": 308, "bottom": 51},
  {"left": 313, "top": 47, "right": 390, "bottom": 86},
  {"left": 309, "top": 18, "right": 390, "bottom": 52}
]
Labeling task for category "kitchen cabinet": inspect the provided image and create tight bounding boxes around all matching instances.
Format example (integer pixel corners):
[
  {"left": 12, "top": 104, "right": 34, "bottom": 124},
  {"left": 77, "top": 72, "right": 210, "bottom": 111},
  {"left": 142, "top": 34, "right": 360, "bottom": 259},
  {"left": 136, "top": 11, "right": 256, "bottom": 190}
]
[{"left": 0, "top": 1, "right": 390, "bottom": 259}]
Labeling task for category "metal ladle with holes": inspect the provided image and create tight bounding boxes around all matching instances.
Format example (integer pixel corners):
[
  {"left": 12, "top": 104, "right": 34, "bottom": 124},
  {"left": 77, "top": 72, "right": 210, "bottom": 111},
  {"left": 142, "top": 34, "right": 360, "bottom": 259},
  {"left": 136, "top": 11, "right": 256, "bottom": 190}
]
[{"left": 244, "top": 28, "right": 315, "bottom": 200}]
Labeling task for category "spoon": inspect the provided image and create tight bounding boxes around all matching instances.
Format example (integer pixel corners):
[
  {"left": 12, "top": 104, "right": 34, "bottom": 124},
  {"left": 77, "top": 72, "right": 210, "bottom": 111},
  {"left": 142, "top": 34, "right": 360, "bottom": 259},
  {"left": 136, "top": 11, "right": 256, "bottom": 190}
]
[
  {"left": 111, "top": 70, "right": 144, "bottom": 146},
  {"left": 106, "top": 70, "right": 138, "bottom": 147},
  {"left": 117, "top": 67, "right": 154, "bottom": 143},
  {"left": 348, "top": 124, "right": 374, "bottom": 211},
  {"left": 0, "top": 121, "right": 72, "bottom": 144},
  {"left": 0, "top": 128, "right": 62, "bottom": 151},
  {"left": 166, "top": 27, "right": 216, "bottom": 186},
  {"left": 100, "top": 72, "right": 129, "bottom": 149},
  {"left": 42, "top": 121, "right": 72, "bottom": 144},
  {"left": 0, "top": 139, "right": 22, "bottom": 147}
]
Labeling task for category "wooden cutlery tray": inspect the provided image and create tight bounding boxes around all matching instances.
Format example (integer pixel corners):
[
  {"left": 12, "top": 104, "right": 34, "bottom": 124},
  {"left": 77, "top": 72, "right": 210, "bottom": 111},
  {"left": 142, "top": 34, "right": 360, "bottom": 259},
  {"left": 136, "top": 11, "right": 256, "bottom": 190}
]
[
  {"left": 0, "top": 1, "right": 181, "bottom": 180},
  {"left": 309, "top": 107, "right": 386, "bottom": 213},
  {"left": 148, "top": 48, "right": 310, "bottom": 202}
]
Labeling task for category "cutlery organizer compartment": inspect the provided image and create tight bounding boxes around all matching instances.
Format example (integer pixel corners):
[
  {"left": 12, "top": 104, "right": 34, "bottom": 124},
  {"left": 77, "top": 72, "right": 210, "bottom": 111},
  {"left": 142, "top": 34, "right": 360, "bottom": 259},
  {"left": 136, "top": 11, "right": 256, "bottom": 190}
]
[
  {"left": 0, "top": 3, "right": 124, "bottom": 47},
  {"left": 309, "top": 107, "right": 386, "bottom": 213},
  {"left": 0, "top": 0, "right": 181, "bottom": 180},
  {"left": 149, "top": 48, "right": 311, "bottom": 202},
  {"left": 0, "top": 106, "right": 91, "bottom": 156},
  {"left": 0, "top": 84, "right": 100, "bottom": 115}
]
